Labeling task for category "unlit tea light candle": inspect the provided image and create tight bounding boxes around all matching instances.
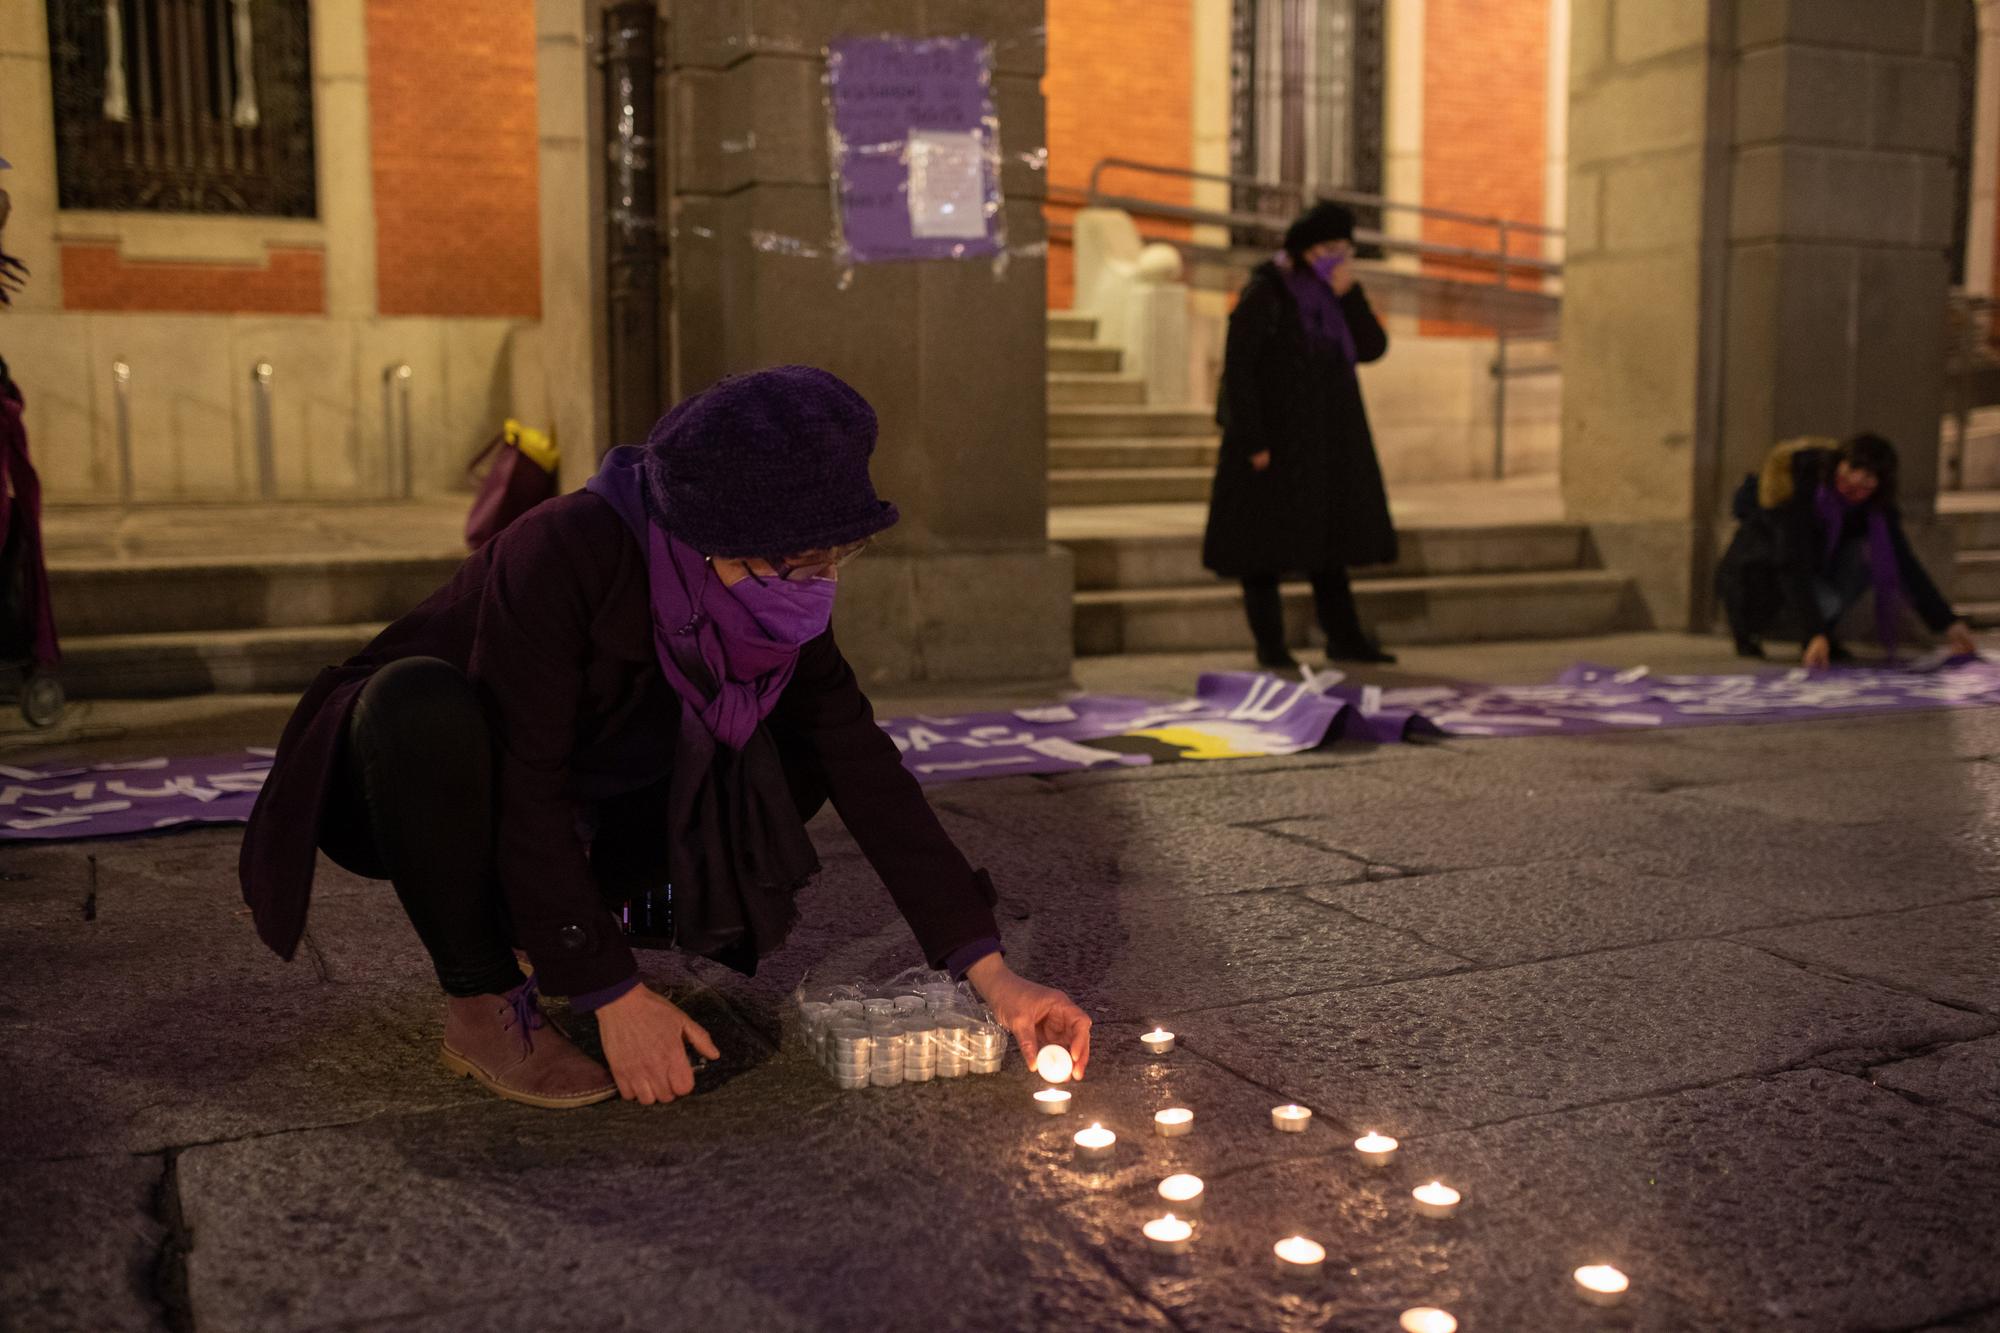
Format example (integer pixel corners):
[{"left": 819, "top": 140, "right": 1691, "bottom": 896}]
[
  {"left": 1034, "top": 1044, "right": 1074, "bottom": 1083},
  {"left": 1157, "top": 1173, "right": 1204, "bottom": 1212},
  {"left": 1411, "top": 1180, "right": 1461, "bottom": 1218},
  {"left": 1354, "top": 1131, "right": 1399, "bottom": 1165},
  {"left": 1271, "top": 1103, "right": 1312, "bottom": 1132},
  {"left": 1272, "top": 1235, "right": 1325, "bottom": 1278},
  {"left": 1143, "top": 1214, "right": 1194, "bottom": 1255},
  {"left": 1140, "top": 1028, "right": 1176, "bottom": 1055},
  {"left": 1072, "top": 1122, "right": 1117, "bottom": 1162},
  {"left": 1033, "top": 1088, "right": 1072, "bottom": 1115},
  {"left": 1399, "top": 1309, "right": 1458, "bottom": 1333},
  {"left": 1574, "top": 1264, "right": 1630, "bottom": 1307},
  {"left": 1153, "top": 1107, "right": 1194, "bottom": 1137}
]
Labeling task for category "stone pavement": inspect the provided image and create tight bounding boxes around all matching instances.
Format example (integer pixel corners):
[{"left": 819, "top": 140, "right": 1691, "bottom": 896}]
[{"left": 5, "top": 639, "right": 2000, "bottom": 1331}]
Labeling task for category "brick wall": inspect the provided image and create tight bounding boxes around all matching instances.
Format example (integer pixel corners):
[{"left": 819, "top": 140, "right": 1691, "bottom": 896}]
[
  {"left": 1421, "top": 0, "right": 1549, "bottom": 333},
  {"left": 367, "top": 0, "right": 541, "bottom": 318},
  {"left": 1044, "top": 1, "right": 1193, "bottom": 311},
  {"left": 60, "top": 244, "right": 325, "bottom": 314}
]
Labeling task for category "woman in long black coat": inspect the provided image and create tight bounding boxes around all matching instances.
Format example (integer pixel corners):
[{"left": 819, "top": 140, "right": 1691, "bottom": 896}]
[{"left": 1202, "top": 202, "right": 1398, "bottom": 667}]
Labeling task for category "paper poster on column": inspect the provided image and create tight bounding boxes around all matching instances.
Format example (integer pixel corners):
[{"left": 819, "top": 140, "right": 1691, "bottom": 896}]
[{"left": 825, "top": 36, "right": 1003, "bottom": 263}]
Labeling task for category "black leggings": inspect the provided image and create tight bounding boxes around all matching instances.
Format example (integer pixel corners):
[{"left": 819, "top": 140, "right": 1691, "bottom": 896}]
[
  {"left": 319, "top": 657, "right": 525, "bottom": 998},
  {"left": 1240, "top": 567, "right": 1370, "bottom": 657}
]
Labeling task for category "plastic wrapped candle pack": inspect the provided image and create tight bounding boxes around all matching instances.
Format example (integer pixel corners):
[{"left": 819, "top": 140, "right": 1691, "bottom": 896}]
[{"left": 792, "top": 967, "right": 1008, "bottom": 1089}]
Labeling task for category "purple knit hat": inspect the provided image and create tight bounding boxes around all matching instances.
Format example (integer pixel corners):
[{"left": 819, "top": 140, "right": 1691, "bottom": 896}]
[{"left": 642, "top": 365, "right": 899, "bottom": 558}]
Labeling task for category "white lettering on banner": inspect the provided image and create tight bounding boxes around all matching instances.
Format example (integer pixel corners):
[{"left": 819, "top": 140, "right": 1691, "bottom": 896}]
[
  {"left": 896, "top": 725, "right": 953, "bottom": 754},
  {"left": 914, "top": 755, "right": 1037, "bottom": 774},
  {"left": 1360, "top": 686, "right": 1383, "bottom": 717},
  {"left": 1229, "top": 678, "right": 1309, "bottom": 723},
  {"left": 1012, "top": 705, "right": 1079, "bottom": 724},
  {"left": 1023, "top": 737, "right": 1125, "bottom": 767},
  {"left": 107, "top": 778, "right": 224, "bottom": 803},
  {"left": 6, "top": 814, "right": 93, "bottom": 830},
  {"left": 95, "top": 758, "right": 171, "bottom": 772},
  {"left": 965, "top": 724, "right": 1035, "bottom": 747},
  {"left": 0, "top": 782, "right": 96, "bottom": 806},
  {"left": 20, "top": 801, "right": 133, "bottom": 817},
  {"left": 200, "top": 772, "right": 270, "bottom": 794}
]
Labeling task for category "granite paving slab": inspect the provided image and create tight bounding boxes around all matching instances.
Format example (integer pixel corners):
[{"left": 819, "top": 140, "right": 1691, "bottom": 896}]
[
  {"left": 1872, "top": 1035, "right": 2000, "bottom": 1127},
  {"left": 1738, "top": 898, "right": 2000, "bottom": 1015},
  {"left": 0, "top": 1155, "right": 168, "bottom": 1333},
  {"left": 1308, "top": 857, "right": 1799, "bottom": 965},
  {"left": 1166, "top": 939, "right": 1993, "bottom": 1136}
]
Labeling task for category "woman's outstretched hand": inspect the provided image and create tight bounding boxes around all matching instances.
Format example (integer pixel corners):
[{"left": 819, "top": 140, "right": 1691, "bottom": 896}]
[
  {"left": 967, "top": 954, "right": 1093, "bottom": 1080},
  {"left": 1948, "top": 619, "right": 1979, "bottom": 657},
  {"left": 596, "top": 985, "right": 721, "bottom": 1105}
]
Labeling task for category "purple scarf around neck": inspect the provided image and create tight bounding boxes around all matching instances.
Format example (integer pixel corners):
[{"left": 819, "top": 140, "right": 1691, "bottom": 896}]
[
  {"left": 586, "top": 445, "right": 800, "bottom": 749},
  {"left": 1276, "top": 252, "right": 1357, "bottom": 364},
  {"left": 1814, "top": 482, "right": 1902, "bottom": 659}
]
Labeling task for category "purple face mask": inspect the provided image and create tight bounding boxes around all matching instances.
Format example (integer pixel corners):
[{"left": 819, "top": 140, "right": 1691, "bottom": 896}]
[
  {"left": 1311, "top": 251, "right": 1346, "bottom": 282},
  {"left": 724, "top": 572, "right": 837, "bottom": 645}
]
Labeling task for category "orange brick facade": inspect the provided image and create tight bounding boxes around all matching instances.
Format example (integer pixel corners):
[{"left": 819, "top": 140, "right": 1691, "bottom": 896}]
[
  {"left": 60, "top": 244, "right": 326, "bottom": 314},
  {"left": 366, "top": 0, "right": 541, "bottom": 319},
  {"left": 1043, "top": 2, "right": 1193, "bottom": 311},
  {"left": 1421, "top": 0, "right": 1548, "bottom": 330}
]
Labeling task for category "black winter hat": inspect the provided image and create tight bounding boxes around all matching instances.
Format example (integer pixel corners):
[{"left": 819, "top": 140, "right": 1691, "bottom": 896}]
[
  {"left": 1283, "top": 202, "right": 1357, "bottom": 259},
  {"left": 643, "top": 365, "right": 900, "bottom": 558}
]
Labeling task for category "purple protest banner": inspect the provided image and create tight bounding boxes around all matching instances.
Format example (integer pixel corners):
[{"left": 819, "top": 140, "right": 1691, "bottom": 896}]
[
  {"left": 1, "top": 750, "right": 271, "bottom": 839},
  {"left": 826, "top": 36, "right": 1002, "bottom": 264}
]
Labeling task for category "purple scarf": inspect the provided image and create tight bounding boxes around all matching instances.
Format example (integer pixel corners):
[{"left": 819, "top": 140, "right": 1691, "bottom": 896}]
[
  {"left": 1814, "top": 483, "right": 1902, "bottom": 659},
  {"left": 1276, "top": 253, "right": 1357, "bottom": 364},
  {"left": 587, "top": 445, "right": 800, "bottom": 749}
]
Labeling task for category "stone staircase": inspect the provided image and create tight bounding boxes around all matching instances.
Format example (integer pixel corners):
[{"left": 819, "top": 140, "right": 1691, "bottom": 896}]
[
  {"left": 1046, "top": 312, "right": 1639, "bottom": 656},
  {"left": 1942, "top": 497, "right": 2000, "bottom": 627}
]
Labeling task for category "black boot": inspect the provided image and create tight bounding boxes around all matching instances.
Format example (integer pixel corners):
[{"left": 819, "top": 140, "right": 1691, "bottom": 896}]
[
  {"left": 1310, "top": 568, "right": 1397, "bottom": 665},
  {"left": 1241, "top": 576, "right": 1297, "bottom": 670},
  {"left": 1733, "top": 634, "right": 1765, "bottom": 659}
]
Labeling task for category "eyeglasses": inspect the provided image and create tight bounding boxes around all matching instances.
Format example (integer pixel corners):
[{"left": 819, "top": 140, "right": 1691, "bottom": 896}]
[{"left": 766, "top": 540, "right": 871, "bottom": 582}]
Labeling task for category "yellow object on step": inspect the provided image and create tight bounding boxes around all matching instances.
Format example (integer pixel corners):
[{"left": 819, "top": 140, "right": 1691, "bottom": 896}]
[{"left": 504, "top": 419, "right": 560, "bottom": 475}]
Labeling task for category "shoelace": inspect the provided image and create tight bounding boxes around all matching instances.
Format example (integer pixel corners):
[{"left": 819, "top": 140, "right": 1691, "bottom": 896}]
[{"left": 503, "top": 977, "right": 547, "bottom": 1054}]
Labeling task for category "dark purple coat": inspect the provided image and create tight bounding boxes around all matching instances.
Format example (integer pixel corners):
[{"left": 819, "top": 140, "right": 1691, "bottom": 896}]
[{"left": 238, "top": 491, "right": 1000, "bottom": 996}]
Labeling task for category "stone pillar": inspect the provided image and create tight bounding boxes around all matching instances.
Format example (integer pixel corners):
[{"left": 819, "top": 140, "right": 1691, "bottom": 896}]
[
  {"left": 665, "top": 1, "right": 1072, "bottom": 687},
  {"left": 1562, "top": 0, "right": 1968, "bottom": 631}
]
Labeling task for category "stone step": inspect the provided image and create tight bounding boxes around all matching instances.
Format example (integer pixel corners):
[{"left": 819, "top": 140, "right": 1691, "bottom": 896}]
[
  {"left": 1073, "top": 570, "right": 1636, "bottom": 655},
  {"left": 57, "top": 623, "right": 385, "bottom": 698},
  {"left": 1060, "top": 523, "right": 1592, "bottom": 592},
  {"left": 1953, "top": 550, "right": 2000, "bottom": 604},
  {"left": 48, "top": 552, "right": 464, "bottom": 637},
  {"left": 1049, "top": 438, "right": 1220, "bottom": 470},
  {"left": 1048, "top": 467, "right": 1214, "bottom": 506},
  {"left": 1049, "top": 405, "right": 1217, "bottom": 438},
  {"left": 1048, "top": 312, "right": 1099, "bottom": 341},
  {"left": 1942, "top": 506, "right": 2000, "bottom": 550},
  {"left": 1048, "top": 342, "right": 1123, "bottom": 374},
  {"left": 1962, "top": 599, "right": 2000, "bottom": 629},
  {"left": 1046, "top": 373, "right": 1149, "bottom": 407}
]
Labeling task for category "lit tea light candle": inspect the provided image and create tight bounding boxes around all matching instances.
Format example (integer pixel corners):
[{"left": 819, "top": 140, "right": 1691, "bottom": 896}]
[
  {"left": 1573, "top": 1264, "right": 1630, "bottom": 1307},
  {"left": 1153, "top": 1107, "right": 1194, "bottom": 1137},
  {"left": 1157, "top": 1173, "right": 1205, "bottom": 1212},
  {"left": 1142, "top": 1213, "right": 1193, "bottom": 1255},
  {"left": 1033, "top": 1088, "right": 1072, "bottom": 1115},
  {"left": 1399, "top": 1308, "right": 1458, "bottom": 1333},
  {"left": 1034, "top": 1044, "right": 1073, "bottom": 1083},
  {"left": 1272, "top": 1235, "right": 1325, "bottom": 1278},
  {"left": 1353, "top": 1131, "right": 1399, "bottom": 1166},
  {"left": 1140, "top": 1028, "right": 1176, "bottom": 1055},
  {"left": 1072, "top": 1122, "right": 1117, "bottom": 1162},
  {"left": 1411, "top": 1180, "right": 1461, "bottom": 1219},
  {"left": 1270, "top": 1104, "right": 1312, "bottom": 1132}
]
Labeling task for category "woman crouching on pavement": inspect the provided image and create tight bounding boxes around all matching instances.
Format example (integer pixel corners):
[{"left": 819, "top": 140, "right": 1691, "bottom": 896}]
[{"left": 239, "top": 366, "right": 1092, "bottom": 1108}]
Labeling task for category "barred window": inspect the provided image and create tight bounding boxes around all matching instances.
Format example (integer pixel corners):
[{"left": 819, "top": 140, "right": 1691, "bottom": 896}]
[{"left": 46, "top": 0, "right": 316, "bottom": 217}]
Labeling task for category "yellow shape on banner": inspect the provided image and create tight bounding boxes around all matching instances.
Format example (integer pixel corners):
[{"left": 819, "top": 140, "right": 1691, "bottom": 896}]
[{"left": 1125, "top": 725, "right": 1271, "bottom": 761}]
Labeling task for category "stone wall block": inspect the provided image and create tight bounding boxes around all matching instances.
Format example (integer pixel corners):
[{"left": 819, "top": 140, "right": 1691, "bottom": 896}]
[
  {"left": 1719, "top": 243, "right": 1782, "bottom": 486},
  {"left": 1867, "top": 54, "right": 1964, "bottom": 152},
  {"left": 1737, "top": 0, "right": 1928, "bottom": 55},
  {"left": 1610, "top": 0, "right": 1709, "bottom": 66},
  {"left": 1568, "top": 56, "right": 1712, "bottom": 166},
  {"left": 1728, "top": 145, "right": 1785, "bottom": 242},
  {"left": 1571, "top": 0, "right": 1614, "bottom": 83},
  {"left": 1852, "top": 246, "right": 1950, "bottom": 502},
  {"left": 1603, "top": 149, "right": 1707, "bottom": 251},
  {"left": 1925, "top": 0, "right": 1974, "bottom": 58},
  {"left": 670, "top": 68, "right": 735, "bottom": 195}
]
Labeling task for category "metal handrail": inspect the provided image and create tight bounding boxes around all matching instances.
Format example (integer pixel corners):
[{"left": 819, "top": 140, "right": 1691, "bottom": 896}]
[{"left": 1086, "top": 157, "right": 1566, "bottom": 238}]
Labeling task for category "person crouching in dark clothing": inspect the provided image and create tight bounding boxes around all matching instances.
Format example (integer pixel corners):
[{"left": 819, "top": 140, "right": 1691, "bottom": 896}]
[{"left": 1716, "top": 433, "right": 1976, "bottom": 667}]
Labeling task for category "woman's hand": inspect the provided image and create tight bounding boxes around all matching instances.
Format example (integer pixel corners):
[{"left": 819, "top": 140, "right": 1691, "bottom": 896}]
[
  {"left": 1948, "top": 619, "right": 1979, "bottom": 657},
  {"left": 1802, "top": 634, "right": 1832, "bottom": 670},
  {"left": 1250, "top": 450, "right": 1272, "bottom": 472},
  {"left": 966, "top": 954, "right": 1092, "bottom": 1079},
  {"left": 595, "top": 985, "right": 721, "bottom": 1105}
]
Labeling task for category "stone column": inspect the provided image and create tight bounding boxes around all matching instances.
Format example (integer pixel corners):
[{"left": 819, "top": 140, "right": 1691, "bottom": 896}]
[
  {"left": 665, "top": 1, "right": 1072, "bottom": 686},
  {"left": 1562, "top": 0, "right": 1968, "bottom": 631}
]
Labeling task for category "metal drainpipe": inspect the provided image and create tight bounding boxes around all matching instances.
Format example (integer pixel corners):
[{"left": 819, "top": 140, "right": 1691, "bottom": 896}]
[
  {"left": 601, "top": 2, "right": 665, "bottom": 450},
  {"left": 1491, "top": 221, "right": 1510, "bottom": 481}
]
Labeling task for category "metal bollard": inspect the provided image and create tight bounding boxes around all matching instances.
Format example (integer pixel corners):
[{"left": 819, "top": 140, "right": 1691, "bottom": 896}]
[
  {"left": 381, "top": 363, "right": 413, "bottom": 498},
  {"left": 112, "top": 358, "right": 134, "bottom": 504},
  {"left": 251, "top": 361, "right": 276, "bottom": 498}
]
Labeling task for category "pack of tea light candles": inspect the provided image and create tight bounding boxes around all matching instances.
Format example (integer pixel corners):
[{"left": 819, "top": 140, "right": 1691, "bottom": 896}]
[{"left": 792, "top": 970, "right": 1010, "bottom": 1090}]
